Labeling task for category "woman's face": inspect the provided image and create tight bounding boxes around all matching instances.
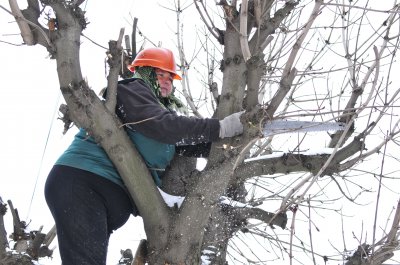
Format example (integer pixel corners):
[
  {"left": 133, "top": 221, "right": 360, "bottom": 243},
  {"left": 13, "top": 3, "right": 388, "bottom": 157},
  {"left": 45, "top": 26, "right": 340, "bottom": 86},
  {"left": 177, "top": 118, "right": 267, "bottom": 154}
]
[{"left": 155, "top": 68, "right": 173, "bottom": 97}]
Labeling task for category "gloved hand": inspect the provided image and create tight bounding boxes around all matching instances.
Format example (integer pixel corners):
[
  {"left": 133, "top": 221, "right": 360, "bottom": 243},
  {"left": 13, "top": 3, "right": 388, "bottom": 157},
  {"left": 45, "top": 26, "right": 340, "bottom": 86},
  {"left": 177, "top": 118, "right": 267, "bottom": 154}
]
[{"left": 219, "top": 111, "right": 245, "bottom": 138}]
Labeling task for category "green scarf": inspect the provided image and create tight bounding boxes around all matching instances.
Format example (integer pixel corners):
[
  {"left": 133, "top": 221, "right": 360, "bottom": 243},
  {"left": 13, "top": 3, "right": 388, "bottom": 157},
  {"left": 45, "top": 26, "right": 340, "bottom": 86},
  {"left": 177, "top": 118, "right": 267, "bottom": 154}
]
[{"left": 133, "top": 67, "right": 185, "bottom": 112}]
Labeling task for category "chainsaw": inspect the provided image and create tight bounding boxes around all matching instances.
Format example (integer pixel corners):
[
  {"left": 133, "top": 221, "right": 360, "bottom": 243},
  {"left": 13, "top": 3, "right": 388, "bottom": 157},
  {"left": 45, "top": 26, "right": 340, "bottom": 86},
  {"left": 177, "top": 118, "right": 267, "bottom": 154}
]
[{"left": 263, "top": 120, "right": 345, "bottom": 136}]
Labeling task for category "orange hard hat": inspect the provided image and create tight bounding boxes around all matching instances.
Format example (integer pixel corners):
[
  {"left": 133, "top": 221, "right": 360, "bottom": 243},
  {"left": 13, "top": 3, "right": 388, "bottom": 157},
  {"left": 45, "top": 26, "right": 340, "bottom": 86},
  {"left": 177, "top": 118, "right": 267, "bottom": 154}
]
[{"left": 128, "top": 47, "right": 182, "bottom": 80}]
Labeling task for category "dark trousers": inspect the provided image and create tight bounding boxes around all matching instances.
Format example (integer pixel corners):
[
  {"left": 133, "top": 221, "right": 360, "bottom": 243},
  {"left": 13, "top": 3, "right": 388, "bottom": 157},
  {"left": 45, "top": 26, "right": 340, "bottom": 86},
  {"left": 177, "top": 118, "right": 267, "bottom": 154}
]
[{"left": 45, "top": 165, "right": 136, "bottom": 265}]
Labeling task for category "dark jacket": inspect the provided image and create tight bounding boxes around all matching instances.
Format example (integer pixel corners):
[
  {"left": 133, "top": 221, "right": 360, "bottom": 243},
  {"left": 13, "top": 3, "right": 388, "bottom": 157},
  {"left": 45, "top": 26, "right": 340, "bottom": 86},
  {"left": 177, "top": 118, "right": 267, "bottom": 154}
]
[
  {"left": 55, "top": 78, "right": 220, "bottom": 187},
  {"left": 116, "top": 78, "right": 219, "bottom": 145}
]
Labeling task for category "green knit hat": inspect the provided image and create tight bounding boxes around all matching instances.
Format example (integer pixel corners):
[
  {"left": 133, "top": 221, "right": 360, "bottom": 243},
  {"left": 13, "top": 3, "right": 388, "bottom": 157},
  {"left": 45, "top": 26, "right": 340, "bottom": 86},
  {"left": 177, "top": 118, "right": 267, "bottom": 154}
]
[{"left": 133, "top": 66, "right": 185, "bottom": 112}]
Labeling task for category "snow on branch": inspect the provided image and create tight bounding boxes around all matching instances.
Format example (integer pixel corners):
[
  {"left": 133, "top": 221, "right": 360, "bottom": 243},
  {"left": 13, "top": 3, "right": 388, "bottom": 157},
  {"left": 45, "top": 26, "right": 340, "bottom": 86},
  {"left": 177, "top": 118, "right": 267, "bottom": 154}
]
[{"left": 220, "top": 196, "right": 287, "bottom": 229}]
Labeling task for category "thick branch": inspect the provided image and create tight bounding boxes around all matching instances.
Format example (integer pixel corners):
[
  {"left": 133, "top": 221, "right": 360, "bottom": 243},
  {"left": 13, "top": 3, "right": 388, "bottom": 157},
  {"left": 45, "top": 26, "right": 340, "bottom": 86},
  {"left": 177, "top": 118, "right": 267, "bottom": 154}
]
[
  {"left": 162, "top": 158, "right": 237, "bottom": 262},
  {"left": 229, "top": 205, "right": 287, "bottom": 229},
  {"left": 245, "top": 55, "right": 264, "bottom": 109},
  {"left": 233, "top": 138, "right": 363, "bottom": 183},
  {"left": 62, "top": 82, "right": 172, "bottom": 244},
  {"left": 234, "top": 152, "right": 328, "bottom": 181},
  {"left": 45, "top": 2, "right": 172, "bottom": 250}
]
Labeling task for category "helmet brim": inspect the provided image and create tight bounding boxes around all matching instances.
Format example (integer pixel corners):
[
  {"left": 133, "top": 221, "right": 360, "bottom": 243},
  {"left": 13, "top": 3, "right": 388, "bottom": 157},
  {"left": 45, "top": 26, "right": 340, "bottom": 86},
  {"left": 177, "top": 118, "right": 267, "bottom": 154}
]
[{"left": 128, "top": 65, "right": 182, "bottom": 80}]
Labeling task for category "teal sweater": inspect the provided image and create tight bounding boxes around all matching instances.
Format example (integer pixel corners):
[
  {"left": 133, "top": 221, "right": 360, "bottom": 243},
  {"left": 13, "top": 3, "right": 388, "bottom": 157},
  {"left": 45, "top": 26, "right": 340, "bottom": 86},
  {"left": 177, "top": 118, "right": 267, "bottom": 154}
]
[{"left": 56, "top": 128, "right": 175, "bottom": 187}]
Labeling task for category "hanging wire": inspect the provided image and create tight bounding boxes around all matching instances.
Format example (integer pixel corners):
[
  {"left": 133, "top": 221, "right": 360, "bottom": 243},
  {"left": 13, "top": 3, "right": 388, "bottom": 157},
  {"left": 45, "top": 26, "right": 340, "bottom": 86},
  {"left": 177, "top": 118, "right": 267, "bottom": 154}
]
[{"left": 26, "top": 91, "right": 62, "bottom": 220}]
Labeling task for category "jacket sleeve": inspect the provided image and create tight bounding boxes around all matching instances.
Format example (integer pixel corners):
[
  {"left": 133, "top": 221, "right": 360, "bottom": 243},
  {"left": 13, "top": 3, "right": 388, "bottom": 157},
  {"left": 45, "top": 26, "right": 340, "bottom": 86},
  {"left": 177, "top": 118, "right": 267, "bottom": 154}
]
[{"left": 116, "top": 79, "right": 220, "bottom": 145}]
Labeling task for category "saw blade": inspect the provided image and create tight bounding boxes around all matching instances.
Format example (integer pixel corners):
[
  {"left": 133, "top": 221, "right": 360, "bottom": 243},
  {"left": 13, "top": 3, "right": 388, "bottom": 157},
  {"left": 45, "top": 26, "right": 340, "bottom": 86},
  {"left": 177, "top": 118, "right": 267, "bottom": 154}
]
[{"left": 263, "top": 120, "right": 346, "bottom": 136}]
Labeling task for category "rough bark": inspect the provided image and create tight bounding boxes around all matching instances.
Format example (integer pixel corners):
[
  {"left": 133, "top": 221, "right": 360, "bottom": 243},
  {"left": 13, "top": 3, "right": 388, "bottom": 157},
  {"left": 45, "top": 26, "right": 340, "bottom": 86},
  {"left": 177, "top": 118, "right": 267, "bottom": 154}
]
[{"left": 7, "top": 0, "right": 399, "bottom": 264}]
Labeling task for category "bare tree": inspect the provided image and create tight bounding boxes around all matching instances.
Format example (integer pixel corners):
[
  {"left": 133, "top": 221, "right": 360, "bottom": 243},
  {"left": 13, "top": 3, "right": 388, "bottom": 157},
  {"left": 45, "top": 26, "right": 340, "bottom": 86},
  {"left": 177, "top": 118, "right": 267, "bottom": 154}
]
[{"left": 2, "top": 0, "right": 400, "bottom": 264}]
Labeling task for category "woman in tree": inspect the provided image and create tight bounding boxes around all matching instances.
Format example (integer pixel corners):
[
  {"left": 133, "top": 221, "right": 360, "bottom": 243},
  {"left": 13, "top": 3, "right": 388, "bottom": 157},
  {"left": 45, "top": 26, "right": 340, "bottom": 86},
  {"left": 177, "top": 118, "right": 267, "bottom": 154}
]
[{"left": 44, "top": 47, "right": 243, "bottom": 264}]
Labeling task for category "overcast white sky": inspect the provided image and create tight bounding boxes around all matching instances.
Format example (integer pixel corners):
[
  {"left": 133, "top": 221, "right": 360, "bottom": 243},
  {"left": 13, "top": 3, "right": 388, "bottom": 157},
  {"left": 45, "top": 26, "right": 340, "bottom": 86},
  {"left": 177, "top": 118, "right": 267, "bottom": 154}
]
[{"left": 1, "top": 1, "right": 400, "bottom": 265}]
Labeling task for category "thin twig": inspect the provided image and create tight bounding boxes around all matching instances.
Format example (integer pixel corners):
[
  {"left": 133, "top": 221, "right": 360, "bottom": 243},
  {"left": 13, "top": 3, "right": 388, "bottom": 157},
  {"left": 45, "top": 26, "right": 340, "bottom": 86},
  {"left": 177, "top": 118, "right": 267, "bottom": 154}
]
[
  {"left": 324, "top": 2, "right": 400, "bottom": 14},
  {"left": 119, "top": 116, "right": 157, "bottom": 128},
  {"left": 371, "top": 134, "right": 389, "bottom": 258}
]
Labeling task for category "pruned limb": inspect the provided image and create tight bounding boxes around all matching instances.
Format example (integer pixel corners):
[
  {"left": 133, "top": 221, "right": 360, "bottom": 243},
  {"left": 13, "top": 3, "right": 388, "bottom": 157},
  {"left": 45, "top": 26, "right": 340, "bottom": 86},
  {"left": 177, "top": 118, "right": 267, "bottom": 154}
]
[
  {"left": 105, "top": 28, "right": 125, "bottom": 112},
  {"left": 118, "top": 249, "right": 133, "bottom": 264},
  {"left": 7, "top": 200, "right": 25, "bottom": 241},
  {"left": 26, "top": 231, "right": 46, "bottom": 259},
  {"left": 131, "top": 17, "right": 138, "bottom": 57},
  {"left": 124, "top": 35, "right": 131, "bottom": 55},
  {"left": 239, "top": 0, "right": 251, "bottom": 61},
  {"left": 209, "top": 82, "right": 219, "bottom": 106},
  {"left": 43, "top": 225, "right": 56, "bottom": 247},
  {"left": 8, "top": 0, "right": 34, "bottom": 45}
]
